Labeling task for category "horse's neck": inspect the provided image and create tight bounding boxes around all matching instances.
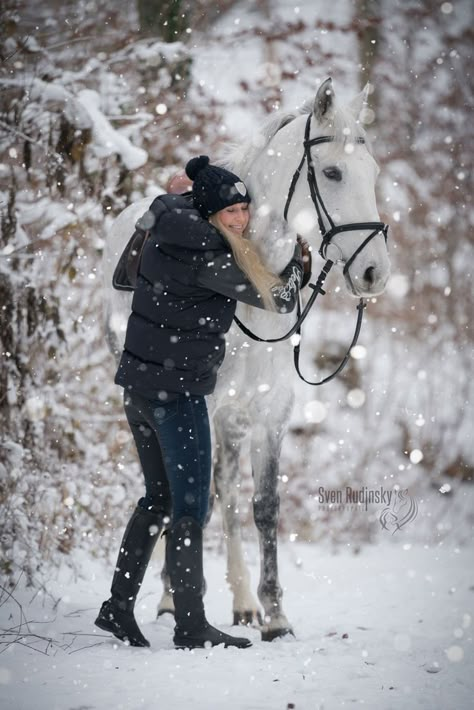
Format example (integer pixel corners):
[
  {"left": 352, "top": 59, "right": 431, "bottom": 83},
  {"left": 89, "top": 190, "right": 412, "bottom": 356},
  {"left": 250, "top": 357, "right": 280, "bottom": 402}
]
[
  {"left": 229, "top": 119, "right": 302, "bottom": 275},
  {"left": 244, "top": 174, "right": 296, "bottom": 274},
  {"left": 249, "top": 208, "right": 294, "bottom": 274}
]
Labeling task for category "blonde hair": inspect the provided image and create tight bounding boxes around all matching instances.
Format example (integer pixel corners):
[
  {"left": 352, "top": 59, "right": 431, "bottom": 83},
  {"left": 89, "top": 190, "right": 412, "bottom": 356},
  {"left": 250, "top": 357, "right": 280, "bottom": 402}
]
[{"left": 209, "top": 213, "right": 281, "bottom": 311}]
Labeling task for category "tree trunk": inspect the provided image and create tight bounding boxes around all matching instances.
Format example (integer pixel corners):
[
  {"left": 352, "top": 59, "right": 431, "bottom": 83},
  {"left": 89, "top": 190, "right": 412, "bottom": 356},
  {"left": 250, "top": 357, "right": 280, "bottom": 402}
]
[
  {"left": 136, "top": 0, "right": 194, "bottom": 41},
  {"left": 356, "top": 0, "right": 380, "bottom": 117}
]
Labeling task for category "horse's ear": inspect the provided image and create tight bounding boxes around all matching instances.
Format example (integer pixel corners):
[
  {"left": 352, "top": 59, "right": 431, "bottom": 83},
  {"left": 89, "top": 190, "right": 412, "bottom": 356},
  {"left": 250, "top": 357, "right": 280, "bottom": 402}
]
[
  {"left": 313, "top": 78, "right": 335, "bottom": 123},
  {"left": 348, "top": 82, "right": 372, "bottom": 120}
]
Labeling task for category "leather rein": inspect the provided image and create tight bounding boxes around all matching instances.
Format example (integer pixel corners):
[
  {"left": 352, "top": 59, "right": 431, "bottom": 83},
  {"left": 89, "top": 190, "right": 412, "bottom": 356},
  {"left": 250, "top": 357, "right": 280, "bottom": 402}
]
[{"left": 233, "top": 113, "right": 389, "bottom": 386}]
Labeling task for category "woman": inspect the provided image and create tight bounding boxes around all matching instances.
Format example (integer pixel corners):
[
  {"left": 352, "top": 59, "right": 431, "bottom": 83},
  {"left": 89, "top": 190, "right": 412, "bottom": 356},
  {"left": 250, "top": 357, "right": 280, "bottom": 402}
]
[{"left": 95, "top": 156, "right": 304, "bottom": 650}]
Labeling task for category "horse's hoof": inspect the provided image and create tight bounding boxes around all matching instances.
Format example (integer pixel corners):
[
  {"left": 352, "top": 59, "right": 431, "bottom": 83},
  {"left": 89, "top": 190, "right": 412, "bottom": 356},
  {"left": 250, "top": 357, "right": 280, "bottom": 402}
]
[
  {"left": 157, "top": 608, "right": 175, "bottom": 619},
  {"left": 233, "top": 610, "right": 263, "bottom": 627},
  {"left": 261, "top": 626, "right": 295, "bottom": 642}
]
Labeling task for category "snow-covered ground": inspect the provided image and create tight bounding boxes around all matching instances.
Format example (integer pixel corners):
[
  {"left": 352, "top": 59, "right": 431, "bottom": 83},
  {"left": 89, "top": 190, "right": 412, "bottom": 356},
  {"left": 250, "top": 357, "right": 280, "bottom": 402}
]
[{"left": 1, "top": 540, "right": 472, "bottom": 710}]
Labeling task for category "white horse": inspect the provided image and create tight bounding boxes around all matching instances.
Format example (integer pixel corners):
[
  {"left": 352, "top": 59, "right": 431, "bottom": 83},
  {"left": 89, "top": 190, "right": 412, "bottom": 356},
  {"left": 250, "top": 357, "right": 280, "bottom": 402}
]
[{"left": 102, "top": 79, "right": 391, "bottom": 641}]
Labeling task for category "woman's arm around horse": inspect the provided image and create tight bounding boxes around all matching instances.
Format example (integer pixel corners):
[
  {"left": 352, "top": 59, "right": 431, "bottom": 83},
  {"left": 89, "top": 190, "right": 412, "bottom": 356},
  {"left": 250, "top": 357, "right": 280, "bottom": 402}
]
[{"left": 196, "top": 241, "right": 303, "bottom": 313}]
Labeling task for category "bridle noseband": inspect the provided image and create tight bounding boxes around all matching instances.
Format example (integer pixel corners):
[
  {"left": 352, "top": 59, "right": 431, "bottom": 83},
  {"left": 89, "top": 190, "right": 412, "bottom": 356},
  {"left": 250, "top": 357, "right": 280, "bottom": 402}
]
[{"left": 233, "top": 113, "right": 390, "bottom": 386}]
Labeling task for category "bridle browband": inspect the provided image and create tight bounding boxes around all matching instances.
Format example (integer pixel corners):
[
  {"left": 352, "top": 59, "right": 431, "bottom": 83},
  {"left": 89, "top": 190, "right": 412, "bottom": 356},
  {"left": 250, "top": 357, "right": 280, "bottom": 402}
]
[{"left": 234, "top": 113, "right": 389, "bottom": 386}]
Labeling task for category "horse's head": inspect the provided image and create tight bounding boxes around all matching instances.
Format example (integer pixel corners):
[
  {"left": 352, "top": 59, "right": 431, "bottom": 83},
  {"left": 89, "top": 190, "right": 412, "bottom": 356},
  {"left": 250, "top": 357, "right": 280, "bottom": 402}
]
[{"left": 261, "top": 79, "right": 391, "bottom": 298}]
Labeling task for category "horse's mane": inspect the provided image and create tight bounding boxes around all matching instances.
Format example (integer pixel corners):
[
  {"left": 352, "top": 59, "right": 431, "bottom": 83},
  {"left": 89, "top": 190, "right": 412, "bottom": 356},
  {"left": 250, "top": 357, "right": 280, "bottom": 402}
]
[
  {"left": 222, "top": 99, "right": 370, "bottom": 175},
  {"left": 220, "top": 107, "right": 307, "bottom": 174}
]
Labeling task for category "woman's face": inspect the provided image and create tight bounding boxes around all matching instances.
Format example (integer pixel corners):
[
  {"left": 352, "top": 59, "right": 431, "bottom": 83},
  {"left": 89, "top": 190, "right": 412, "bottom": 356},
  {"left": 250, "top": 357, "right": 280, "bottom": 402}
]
[{"left": 215, "top": 202, "right": 249, "bottom": 235}]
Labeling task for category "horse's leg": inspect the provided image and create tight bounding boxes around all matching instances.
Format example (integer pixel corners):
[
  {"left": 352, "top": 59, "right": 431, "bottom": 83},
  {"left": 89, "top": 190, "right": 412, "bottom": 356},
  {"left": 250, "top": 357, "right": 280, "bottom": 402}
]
[
  {"left": 157, "top": 555, "right": 174, "bottom": 617},
  {"left": 156, "top": 492, "right": 215, "bottom": 617},
  {"left": 213, "top": 404, "right": 261, "bottom": 626},
  {"left": 251, "top": 396, "right": 294, "bottom": 641}
]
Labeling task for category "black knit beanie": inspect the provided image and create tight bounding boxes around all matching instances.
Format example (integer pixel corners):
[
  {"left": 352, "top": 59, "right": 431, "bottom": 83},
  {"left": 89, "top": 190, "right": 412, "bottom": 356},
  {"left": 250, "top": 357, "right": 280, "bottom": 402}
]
[{"left": 185, "top": 155, "right": 251, "bottom": 218}]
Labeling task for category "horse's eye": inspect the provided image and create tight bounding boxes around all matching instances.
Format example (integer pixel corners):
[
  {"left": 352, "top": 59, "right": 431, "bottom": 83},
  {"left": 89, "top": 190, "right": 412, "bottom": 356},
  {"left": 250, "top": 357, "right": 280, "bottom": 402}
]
[{"left": 323, "top": 167, "right": 342, "bottom": 182}]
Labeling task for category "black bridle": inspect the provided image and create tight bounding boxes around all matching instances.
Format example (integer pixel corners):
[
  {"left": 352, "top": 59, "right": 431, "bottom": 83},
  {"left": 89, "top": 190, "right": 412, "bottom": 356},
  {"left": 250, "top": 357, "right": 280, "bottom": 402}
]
[{"left": 233, "top": 113, "right": 389, "bottom": 386}]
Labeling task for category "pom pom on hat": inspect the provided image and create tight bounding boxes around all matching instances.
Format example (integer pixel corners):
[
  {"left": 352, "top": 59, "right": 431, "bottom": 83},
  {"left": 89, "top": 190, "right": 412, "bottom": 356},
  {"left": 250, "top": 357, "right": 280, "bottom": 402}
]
[
  {"left": 184, "top": 155, "right": 251, "bottom": 218},
  {"left": 185, "top": 155, "right": 210, "bottom": 181}
]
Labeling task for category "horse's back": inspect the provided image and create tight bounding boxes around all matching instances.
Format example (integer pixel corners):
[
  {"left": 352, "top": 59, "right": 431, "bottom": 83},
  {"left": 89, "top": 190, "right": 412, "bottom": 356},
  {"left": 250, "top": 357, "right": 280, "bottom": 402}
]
[
  {"left": 102, "top": 196, "right": 155, "bottom": 355},
  {"left": 103, "top": 197, "right": 154, "bottom": 282}
]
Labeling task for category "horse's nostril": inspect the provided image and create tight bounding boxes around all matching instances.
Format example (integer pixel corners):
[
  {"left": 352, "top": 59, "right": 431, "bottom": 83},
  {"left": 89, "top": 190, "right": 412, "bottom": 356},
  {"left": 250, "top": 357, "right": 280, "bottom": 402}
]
[{"left": 364, "top": 266, "right": 375, "bottom": 285}]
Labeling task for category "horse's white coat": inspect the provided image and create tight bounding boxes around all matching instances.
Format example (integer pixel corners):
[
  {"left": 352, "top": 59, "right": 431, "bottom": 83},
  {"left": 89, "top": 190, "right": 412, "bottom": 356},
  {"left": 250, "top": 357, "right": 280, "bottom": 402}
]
[
  {"left": 102, "top": 80, "right": 390, "bottom": 639},
  {"left": 102, "top": 197, "right": 152, "bottom": 356}
]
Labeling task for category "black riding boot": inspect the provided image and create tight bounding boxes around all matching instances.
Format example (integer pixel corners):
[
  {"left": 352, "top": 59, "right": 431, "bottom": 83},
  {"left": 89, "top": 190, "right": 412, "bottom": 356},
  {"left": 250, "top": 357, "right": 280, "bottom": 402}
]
[
  {"left": 95, "top": 505, "right": 165, "bottom": 647},
  {"left": 167, "top": 516, "right": 252, "bottom": 649}
]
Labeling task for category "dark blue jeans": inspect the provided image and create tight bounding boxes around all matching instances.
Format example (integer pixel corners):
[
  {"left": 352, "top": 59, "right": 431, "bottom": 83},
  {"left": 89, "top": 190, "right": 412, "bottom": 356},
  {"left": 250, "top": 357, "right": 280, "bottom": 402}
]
[{"left": 123, "top": 391, "right": 212, "bottom": 527}]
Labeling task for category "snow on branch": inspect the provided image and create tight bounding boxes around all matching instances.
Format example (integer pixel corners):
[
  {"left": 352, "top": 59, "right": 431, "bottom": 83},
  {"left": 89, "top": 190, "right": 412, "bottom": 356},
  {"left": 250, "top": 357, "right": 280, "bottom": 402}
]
[{"left": 76, "top": 89, "right": 148, "bottom": 170}]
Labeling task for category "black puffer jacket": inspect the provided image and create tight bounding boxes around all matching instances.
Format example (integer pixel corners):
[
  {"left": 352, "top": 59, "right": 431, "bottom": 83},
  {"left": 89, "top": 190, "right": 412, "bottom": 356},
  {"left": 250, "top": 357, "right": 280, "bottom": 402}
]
[{"left": 114, "top": 194, "right": 303, "bottom": 400}]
